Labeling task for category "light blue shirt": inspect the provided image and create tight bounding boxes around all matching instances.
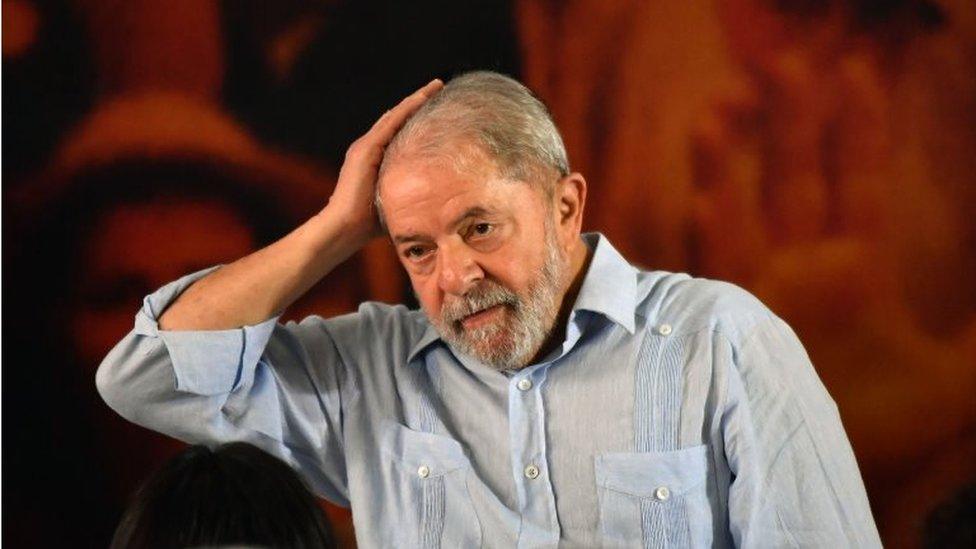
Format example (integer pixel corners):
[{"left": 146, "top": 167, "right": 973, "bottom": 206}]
[{"left": 96, "top": 233, "right": 881, "bottom": 548}]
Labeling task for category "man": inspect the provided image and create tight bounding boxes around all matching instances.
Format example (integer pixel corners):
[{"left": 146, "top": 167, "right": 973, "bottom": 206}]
[{"left": 97, "top": 72, "right": 881, "bottom": 547}]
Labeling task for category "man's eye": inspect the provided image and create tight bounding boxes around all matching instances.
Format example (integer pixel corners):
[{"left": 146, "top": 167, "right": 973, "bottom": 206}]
[
  {"left": 405, "top": 246, "right": 428, "bottom": 259},
  {"left": 472, "top": 223, "right": 492, "bottom": 236}
]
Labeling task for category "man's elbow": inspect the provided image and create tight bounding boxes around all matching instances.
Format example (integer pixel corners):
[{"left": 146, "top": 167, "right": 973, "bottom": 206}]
[
  {"left": 94, "top": 337, "right": 145, "bottom": 422},
  {"left": 95, "top": 353, "right": 127, "bottom": 417}
]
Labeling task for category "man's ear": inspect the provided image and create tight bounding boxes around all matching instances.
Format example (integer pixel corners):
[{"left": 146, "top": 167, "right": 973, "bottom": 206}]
[{"left": 553, "top": 172, "right": 587, "bottom": 239}]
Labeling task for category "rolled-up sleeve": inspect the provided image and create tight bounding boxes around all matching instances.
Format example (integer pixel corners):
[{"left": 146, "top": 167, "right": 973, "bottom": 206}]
[
  {"left": 95, "top": 267, "right": 352, "bottom": 506},
  {"left": 722, "top": 315, "right": 882, "bottom": 548},
  {"left": 117, "top": 266, "right": 278, "bottom": 396}
]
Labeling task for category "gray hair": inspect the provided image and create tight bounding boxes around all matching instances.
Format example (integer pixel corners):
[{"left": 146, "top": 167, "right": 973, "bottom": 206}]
[{"left": 376, "top": 71, "right": 570, "bottom": 224}]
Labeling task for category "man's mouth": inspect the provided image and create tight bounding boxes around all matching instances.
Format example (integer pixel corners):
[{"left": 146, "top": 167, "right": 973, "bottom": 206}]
[{"left": 458, "top": 304, "right": 506, "bottom": 331}]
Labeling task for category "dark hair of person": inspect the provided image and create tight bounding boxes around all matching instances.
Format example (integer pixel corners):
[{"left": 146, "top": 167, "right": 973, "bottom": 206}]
[
  {"left": 923, "top": 481, "right": 976, "bottom": 549},
  {"left": 110, "top": 442, "right": 336, "bottom": 549}
]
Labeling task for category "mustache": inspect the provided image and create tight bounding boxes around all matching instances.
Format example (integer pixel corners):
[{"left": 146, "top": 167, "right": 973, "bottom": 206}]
[{"left": 441, "top": 281, "right": 520, "bottom": 324}]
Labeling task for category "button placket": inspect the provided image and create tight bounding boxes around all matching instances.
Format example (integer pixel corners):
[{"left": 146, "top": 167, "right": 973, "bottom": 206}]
[{"left": 507, "top": 364, "right": 559, "bottom": 543}]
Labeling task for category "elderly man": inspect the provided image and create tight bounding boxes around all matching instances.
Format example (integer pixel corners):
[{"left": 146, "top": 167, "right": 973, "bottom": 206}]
[{"left": 97, "top": 72, "right": 880, "bottom": 547}]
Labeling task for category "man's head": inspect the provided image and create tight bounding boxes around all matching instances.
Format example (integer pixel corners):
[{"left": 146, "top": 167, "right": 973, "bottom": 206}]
[
  {"left": 379, "top": 71, "right": 570, "bottom": 194},
  {"left": 377, "top": 71, "right": 588, "bottom": 371}
]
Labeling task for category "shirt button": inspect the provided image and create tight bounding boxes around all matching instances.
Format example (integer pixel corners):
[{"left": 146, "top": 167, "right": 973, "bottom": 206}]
[
  {"left": 658, "top": 323, "right": 672, "bottom": 336},
  {"left": 524, "top": 464, "right": 540, "bottom": 479},
  {"left": 517, "top": 378, "right": 533, "bottom": 391},
  {"left": 655, "top": 486, "right": 671, "bottom": 501},
  {"left": 417, "top": 465, "right": 430, "bottom": 479}
]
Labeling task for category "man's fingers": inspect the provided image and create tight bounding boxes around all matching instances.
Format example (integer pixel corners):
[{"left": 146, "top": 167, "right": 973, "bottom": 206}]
[
  {"left": 397, "top": 78, "right": 443, "bottom": 113},
  {"left": 369, "top": 79, "right": 444, "bottom": 138},
  {"left": 345, "top": 79, "right": 443, "bottom": 169},
  {"left": 376, "top": 78, "right": 443, "bottom": 127}
]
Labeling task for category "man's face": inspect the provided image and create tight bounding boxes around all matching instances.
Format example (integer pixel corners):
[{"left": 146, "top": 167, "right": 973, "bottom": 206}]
[{"left": 380, "top": 150, "right": 568, "bottom": 370}]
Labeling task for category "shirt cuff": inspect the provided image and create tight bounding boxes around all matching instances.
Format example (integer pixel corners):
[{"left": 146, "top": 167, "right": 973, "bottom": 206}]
[{"left": 132, "top": 266, "right": 280, "bottom": 396}]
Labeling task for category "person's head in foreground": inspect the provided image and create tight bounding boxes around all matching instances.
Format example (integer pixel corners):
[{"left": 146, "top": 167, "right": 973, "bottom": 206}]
[
  {"left": 377, "top": 71, "right": 589, "bottom": 371},
  {"left": 110, "top": 442, "right": 335, "bottom": 549}
]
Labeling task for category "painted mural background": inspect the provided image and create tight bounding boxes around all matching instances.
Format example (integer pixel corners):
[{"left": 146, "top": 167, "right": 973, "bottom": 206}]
[{"left": 4, "top": 0, "right": 974, "bottom": 547}]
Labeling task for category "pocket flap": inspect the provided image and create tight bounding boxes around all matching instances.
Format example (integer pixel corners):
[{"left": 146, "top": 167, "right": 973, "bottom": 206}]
[
  {"left": 380, "top": 421, "right": 471, "bottom": 477},
  {"left": 595, "top": 444, "right": 708, "bottom": 498}
]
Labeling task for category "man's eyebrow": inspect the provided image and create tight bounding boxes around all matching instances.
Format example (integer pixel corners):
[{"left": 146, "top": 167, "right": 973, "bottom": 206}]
[
  {"left": 449, "top": 206, "right": 492, "bottom": 228},
  {"left": 392, "top": 207, "right": 495, "bottom": 245},
  {"left": 392, "top": 232, "right": 431, "bottom": 245}
]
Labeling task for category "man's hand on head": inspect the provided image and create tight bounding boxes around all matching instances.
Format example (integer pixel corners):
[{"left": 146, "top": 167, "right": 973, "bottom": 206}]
[
  {"left": 323, "top": 79, "right": 444, "bottom": 247},
  {"left": 156, "top": 80, "right": 442, "bottom": 331}
]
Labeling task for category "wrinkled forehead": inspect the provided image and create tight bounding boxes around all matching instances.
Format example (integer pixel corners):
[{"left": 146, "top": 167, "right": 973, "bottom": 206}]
[
  {"left": 376, "top": 150, "right": 551, "bottom": 241},
  {"left": 377, "top": 138, "right": 503, "bottom": 205}
]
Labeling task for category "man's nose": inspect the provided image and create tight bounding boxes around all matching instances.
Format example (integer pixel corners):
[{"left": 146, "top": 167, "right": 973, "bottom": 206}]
[{"left": 437, "top": 242, "right": 484, "bottom": 296}]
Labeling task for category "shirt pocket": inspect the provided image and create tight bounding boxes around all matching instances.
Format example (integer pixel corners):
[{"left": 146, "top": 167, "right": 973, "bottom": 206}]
[
  {"left": 595, "top": 444, "right": 712, "bottom": 548},
  {"left": 379, "top": 421, "right": 482, "bottom": 548}
]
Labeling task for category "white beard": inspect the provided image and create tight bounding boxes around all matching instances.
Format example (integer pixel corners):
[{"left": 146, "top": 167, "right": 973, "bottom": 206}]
[{"left": 431, "top": 227, "right": 566, "bottom": 371}]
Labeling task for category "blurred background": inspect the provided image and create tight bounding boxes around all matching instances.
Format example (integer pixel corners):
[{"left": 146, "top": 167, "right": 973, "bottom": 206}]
[{"left": 3, "top": 0, "right": 974, "bottom": 547}]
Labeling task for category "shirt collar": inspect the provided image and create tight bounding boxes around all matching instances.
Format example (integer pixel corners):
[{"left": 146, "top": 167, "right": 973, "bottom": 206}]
[
  {"left": 407, "top": 322, "right": 442, "bottom": 363},
  {"left": 406, "top": 232, "right": 637, "bottom": 363},
  {"left": 570, "top": 232, "right": 637, "bottom": 334}
]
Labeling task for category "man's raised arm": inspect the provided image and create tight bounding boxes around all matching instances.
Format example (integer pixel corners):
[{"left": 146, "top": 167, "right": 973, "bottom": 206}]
[
  {"left": 94, "top": 81, "right": 442, "bottom": 505},
  {"left": 159, "top": 79, "right": 443, "bottom": 330}
]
